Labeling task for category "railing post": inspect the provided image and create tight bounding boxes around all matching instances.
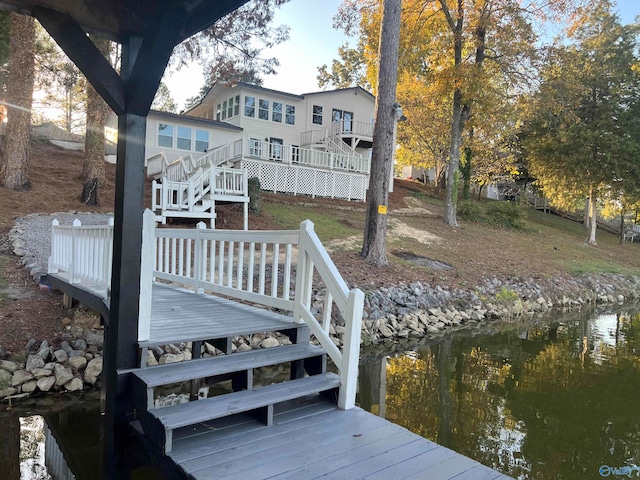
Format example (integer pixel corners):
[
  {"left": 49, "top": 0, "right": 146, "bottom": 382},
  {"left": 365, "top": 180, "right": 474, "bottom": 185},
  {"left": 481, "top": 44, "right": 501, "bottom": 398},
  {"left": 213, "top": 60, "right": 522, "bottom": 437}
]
[
  {"left": 293, "top": 220, "right": 314, "bottom": 324},
  {"left": 138, "top": 209, "right": 156, "bottom": 342},
  {"left": 70, "top": 219, "right": 81, "bottom": 284},
  {"left": 48, "top": 219, "right": 59, "bottom": 274},
  {"left": 195, "top": 222, "right": 206, "bottom": 294},
  {"left": 338, "top": 288, "right": 364, "bottom": 410}
]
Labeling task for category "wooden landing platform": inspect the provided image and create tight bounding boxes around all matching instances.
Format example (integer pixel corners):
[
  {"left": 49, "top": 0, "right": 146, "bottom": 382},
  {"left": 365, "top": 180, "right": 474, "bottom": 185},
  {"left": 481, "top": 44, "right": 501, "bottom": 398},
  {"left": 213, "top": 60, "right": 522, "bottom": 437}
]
[
  {"left": 145, "top": 283, "right": 297, "bottom": 347},
  {"left": 155, "top": 400, "right": 512, "bottom": 480}
]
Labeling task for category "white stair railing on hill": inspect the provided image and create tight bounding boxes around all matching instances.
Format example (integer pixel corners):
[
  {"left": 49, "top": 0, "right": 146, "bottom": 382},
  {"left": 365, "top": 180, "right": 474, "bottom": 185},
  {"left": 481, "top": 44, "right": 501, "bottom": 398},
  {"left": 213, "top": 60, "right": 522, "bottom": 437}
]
[{"left": 47, "top": 210, "right": 364, "bottom": 409}]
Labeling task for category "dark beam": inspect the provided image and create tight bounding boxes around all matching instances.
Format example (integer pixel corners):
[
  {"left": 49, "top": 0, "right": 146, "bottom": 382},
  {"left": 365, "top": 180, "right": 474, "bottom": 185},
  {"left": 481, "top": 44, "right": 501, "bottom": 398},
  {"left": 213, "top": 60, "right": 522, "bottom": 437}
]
[
  {"left": 179, "top": 0, "right": 251, "bottom": 44},
  {"left": 0, "top": 0, "right": 122, "bottom": 39},
  {"left": 33, "top": 6, "right": 125, "bottom": 115},
  {"left": 126, "top": 7, "right": 187, "bottom": 116}
]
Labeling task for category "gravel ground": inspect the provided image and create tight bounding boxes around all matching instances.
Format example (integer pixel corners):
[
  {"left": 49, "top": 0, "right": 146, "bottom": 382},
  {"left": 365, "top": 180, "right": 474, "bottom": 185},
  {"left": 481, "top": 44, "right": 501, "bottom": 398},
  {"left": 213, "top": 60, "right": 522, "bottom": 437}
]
[{"left": 14, "top": 212, "right": 113, "bottom": 278}]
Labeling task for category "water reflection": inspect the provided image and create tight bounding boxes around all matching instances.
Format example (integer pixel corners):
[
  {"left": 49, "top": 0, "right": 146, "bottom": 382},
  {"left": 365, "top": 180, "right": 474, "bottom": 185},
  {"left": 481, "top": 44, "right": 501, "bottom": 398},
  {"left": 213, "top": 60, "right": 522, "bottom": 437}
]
[{"left": 358, "top": 309, "right": 640, "bottom": 480}]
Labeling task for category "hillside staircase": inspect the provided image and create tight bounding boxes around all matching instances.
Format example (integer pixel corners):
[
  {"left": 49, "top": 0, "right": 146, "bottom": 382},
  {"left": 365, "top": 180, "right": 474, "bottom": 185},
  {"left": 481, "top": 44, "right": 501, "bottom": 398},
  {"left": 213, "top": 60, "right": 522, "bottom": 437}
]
[{"left": 148, "top": 146, "right": 248, "bottom": 229}]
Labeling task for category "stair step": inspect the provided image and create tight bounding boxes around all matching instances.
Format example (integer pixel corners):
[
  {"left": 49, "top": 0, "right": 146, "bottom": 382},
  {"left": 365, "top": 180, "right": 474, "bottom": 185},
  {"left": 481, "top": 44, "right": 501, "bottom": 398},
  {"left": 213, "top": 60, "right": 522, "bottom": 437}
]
[
  {"left": 134, "top": 343, "right": 325, "bottom": 388},
  {"left": 147, "top": 372, "right": 340, "bottom": 453}
]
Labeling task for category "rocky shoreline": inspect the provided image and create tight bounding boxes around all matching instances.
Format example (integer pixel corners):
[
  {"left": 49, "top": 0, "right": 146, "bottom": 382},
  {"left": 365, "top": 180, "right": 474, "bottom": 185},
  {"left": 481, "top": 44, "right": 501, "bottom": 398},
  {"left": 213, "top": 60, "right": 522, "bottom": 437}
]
[
  {"left": 2, "top": 214, "right": 640, "bottom": 400},
  {"left": 2, "top": 270, "right": 639, "bottom": 400}
]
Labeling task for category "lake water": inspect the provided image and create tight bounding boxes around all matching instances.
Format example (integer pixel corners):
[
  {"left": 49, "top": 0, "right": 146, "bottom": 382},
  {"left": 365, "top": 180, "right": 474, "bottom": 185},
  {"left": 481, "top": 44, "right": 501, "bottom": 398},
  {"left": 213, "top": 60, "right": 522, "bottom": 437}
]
[
  {"left": 359, "top": 307, "right": 640, "bottom": 479},
  {"left": 6, "top": 307, "right": 640, "bottom": 479}
]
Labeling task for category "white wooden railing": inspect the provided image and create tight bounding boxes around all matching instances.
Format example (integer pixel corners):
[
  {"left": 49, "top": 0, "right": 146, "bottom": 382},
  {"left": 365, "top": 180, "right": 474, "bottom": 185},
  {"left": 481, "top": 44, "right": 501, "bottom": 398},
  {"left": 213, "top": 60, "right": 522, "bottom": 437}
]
[
  {"left": 142, "top": 210, "right": 363, "bottom": 409},
  {"left": 151, "top": 166, "right": 247, "bottom": 213},
  {"left": 332, "top": 119, "right": 374, "bottom": 138},
  {"left": 240, "top": 138, "right": 369, "bottom": 174},
  {"left": 48, "top": 218, "right": 114, "bottom": 292},
  {"left": 47, "top": 211, "right": 364, "bottom": 409}
]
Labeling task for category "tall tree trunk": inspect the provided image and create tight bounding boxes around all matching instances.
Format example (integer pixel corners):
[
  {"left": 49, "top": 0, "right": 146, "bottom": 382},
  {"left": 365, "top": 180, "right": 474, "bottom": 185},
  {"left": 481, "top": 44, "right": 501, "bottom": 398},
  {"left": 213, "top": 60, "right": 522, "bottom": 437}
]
[
  {"left": 81, "top": 37, "right": 111, "bottom": 186},
  {"left": 587, "top": 187, "right": 597, "bottom": 245},
  {"left": 584, "top": 197, "right": 590, "bottom": 228},
  {"left": 361, "top": 0, "right": 401, "bottom": 266},
  {"left": 461, "top": 145, "right": 472, "bottom": 201},
  {"left": 619, "top": 211, "right": 625, "bottom": 245},
  {"left": 2, "top": 13, "right": 35, "bottom": 191}
]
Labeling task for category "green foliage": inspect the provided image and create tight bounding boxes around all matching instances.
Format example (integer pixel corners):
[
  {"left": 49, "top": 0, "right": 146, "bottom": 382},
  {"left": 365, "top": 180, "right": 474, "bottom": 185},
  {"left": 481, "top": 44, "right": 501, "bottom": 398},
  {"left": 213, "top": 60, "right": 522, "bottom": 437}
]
[
  {"left": 458, "top": 200, "right": 528, "bottom": 230},
  {"left": 247, "top": 177, "right": 261, "bottom": 214},
  {"left": 495, "top": 286, "right": 518, "bottom": 303}
]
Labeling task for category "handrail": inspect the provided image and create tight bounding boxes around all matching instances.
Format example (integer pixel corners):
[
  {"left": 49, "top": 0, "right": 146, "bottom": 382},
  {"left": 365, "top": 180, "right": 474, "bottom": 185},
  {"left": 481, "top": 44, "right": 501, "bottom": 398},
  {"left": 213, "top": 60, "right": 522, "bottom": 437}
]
[{"left": 141, "top": 212, "right": 363, "bottom": 409}]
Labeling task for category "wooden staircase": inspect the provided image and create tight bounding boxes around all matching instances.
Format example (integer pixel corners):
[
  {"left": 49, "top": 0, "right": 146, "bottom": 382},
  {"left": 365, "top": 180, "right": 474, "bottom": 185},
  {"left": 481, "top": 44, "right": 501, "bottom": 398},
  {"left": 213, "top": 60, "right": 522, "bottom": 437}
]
[{"left": 132, "top": 325, "right": 339, "bottom": 455}]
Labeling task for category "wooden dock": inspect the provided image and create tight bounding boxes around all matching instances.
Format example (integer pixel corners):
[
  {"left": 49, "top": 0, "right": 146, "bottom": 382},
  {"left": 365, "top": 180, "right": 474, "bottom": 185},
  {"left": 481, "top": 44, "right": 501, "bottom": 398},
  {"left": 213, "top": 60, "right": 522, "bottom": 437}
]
[
  {"left": 45, "top": 216, "right": 511, "bottom": 479},
  {"left": 48, "top": 276, "right": 512, "bottom": 479}
]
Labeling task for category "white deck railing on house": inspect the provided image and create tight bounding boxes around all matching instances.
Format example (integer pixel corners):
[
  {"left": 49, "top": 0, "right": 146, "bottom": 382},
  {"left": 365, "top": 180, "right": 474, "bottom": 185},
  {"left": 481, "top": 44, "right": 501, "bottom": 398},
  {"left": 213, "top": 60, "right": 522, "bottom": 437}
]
[
  {"left": 238, "top": 138, "right": 369, "bottom": 174},
  {"left": 332, "top": 119, "right": 374, "bottom": 139},
  {"left": 47, "top": 210, "right": 364, "bottom": 409}
]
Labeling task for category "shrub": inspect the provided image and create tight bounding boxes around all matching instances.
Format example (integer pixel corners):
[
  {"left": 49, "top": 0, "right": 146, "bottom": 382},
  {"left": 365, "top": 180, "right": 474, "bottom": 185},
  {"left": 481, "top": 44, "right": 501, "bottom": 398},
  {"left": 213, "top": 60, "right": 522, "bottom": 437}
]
[{"left": 458, "top": 199, "right": 528, "bottom": 230}]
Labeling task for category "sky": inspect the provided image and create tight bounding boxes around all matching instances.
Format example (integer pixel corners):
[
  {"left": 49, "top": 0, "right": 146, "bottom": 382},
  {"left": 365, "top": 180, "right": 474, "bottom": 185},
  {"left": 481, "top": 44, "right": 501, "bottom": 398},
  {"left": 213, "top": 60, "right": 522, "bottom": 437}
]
[{"left": 163, "top": 0, "right": 640, "bottom": 111}]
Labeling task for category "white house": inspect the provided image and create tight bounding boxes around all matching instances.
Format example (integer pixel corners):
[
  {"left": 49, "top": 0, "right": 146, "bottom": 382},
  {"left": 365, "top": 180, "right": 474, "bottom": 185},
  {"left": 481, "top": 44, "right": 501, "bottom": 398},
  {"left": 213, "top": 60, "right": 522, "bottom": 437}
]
[{"left": 108, "top": 82, "right": 376, "bottom": 227}]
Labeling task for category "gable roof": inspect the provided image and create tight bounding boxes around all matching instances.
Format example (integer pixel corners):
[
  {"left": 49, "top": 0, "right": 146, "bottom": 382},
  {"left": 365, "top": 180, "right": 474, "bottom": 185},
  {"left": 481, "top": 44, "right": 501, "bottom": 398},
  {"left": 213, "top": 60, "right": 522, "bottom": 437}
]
[
  {"left": 302, "top": 86, "right": 375, "bottom": 101},
  {"left": 150, "top": 109, "right": 242, "bottom": 131}
]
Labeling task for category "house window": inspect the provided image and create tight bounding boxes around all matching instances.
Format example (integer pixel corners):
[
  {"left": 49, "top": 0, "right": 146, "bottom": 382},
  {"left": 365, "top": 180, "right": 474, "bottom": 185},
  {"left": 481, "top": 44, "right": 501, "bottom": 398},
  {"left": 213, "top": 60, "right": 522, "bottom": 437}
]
[
  {"left": 234, "top": 95, "right": 240, "bottom": 116},
  {"left": 244, "top": 96, "right": 255, "bottom": 117},
  {"left": 177, "top": 126, "right": 192, "bottom": 150},
  {"left": 222, "top": 100, "right": 229, "bottom": 120},
  {"left": 312, "top": 105, "right": 323, "bottom": 125},
  {"left": 272, "top": 102, "right": 282, "bottom": 123},
  {"left": 158, "top": 123, "right": 173, "bottom": 148},
  {"left": 258, "top": 99, "right": 269, "bottom": 120},
  {"left": 195, "top": 130, "right": 209, "bottom": 152},
  {"left": 227, "top": 97, "right": 234, "bottom": 118},
  {"left": 269, "top": 137, "right": 283, "bottom": 160},
  {"left": 215, "top": 103, "right": 222, "bottom": 121},
  {"left": 285, "top": 105, "right": 295, "bottom": 125},
  {"left": 332, "top": 109, "right": 353, "bottom": 132},
  {"left": 249, "top": 138, "right": 263, "bottom": 157}
]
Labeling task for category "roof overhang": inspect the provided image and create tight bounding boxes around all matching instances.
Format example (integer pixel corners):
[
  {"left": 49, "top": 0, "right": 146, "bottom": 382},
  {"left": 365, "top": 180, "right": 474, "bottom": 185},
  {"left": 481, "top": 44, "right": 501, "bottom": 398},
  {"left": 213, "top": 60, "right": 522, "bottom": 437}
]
[{"left": 0, "top": 0, "right": 249, "bottom": 44}]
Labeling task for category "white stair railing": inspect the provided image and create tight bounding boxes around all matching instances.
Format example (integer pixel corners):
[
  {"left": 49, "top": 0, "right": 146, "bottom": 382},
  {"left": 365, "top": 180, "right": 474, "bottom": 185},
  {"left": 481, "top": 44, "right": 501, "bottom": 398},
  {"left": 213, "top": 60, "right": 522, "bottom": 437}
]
[{"left": 145, "top": 213, "right": 364, "bottom": 409}]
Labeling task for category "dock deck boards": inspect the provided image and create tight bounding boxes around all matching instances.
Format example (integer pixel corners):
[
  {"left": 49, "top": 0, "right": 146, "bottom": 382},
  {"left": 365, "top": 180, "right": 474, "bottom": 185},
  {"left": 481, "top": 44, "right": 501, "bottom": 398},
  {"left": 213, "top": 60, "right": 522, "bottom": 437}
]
[
  {"left": 48, "top": 276, "right": 512, "bottom": 480},
  {"left": 169, "top": 405, "right": 512, "bottom": 480},
  {"left": 146, "top": 283, "right": 297, "bottom": 347}
]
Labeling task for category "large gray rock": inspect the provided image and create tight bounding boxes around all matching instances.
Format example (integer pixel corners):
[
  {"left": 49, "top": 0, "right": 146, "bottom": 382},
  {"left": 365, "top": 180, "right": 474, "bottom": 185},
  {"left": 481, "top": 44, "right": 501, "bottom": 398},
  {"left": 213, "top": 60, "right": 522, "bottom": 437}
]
[
  {"left": 68, "top": 356, "right": 87, "bottom": 371},
  {"left": 159, "top": 353, "right": 184, "bottom": 364},
  {"left": 146, "top": 350, "right": 158, "bottom": 366},
  {"left": 12, "top": 370, "right": 34, "bottom": 386},
  {"left": 53, "top": 349, "right": 68, "bottom": 363},
  {"left": 37, "top": 376, "right": 56, "bottom": 392},
  {"left": 36, "top": 347, "right": 51, "bottom": 361},
  {"left": 0, "top": 360, "right": 18, "bottom": 373},
  {"left": 26, "top": 354, "right": 45, "bottom": 372},
  {"left": 33, "top": 368, "right": 53, "bottom": 379},
  {"left": 260, "top": 337, "right": 280, "bottom": 349},
  {"left": 0, "top": 387, "right": 18, "bottom": 397},
  {"left": 54, "top": 364, "right": 74, "bottom": 386},
  {"left": 21, "top": 380, "right": 38, "bottom": 393},
  {"left": 378, "top": 323, "right": 394, "bottom": 338},
  {"left": 84, "top": 357, "right": 103, "bottom": 384},
  {"left": 236, "top": 343, "right": 252, "bottom": 353},
  {"left": 0, "top": 369, "right": 11, "bottom": 385},
  {"left": 64, "top": 378, "right": 84, "bottom": 392}
]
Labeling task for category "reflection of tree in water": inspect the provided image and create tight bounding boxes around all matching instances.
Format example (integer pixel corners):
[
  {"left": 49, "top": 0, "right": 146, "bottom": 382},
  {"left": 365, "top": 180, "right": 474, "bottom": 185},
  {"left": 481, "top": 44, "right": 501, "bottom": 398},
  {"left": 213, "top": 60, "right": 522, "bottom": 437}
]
[{"left": 381, "top": 310, "right": 640, "bottom": 480}]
